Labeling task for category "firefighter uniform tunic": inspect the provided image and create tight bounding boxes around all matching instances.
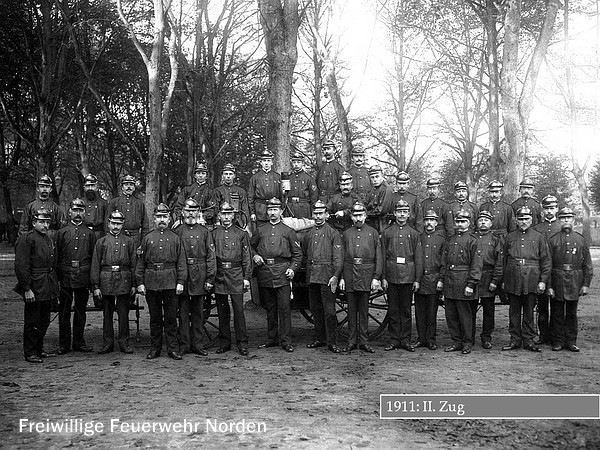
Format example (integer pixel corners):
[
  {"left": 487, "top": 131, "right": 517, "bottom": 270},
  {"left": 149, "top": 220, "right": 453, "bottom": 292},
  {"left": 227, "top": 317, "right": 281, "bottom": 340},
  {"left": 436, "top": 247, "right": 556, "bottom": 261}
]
[
  {"left": 512, "top": 197, "right": 543, "bottom": 226},
  {"left": 326, "top": 191, "right": 360, "bottom": 233},
  {"left": 421, "top": 197, "right": 448, "bottom": 235},
  {"left": 503, "top": 227, "right": 551, "bottom": 346},
  {"left": 248, "top": 170, "right": 282, "bottom": 223},
  {"left": 176, "top": 223, "right": 216, "bottom": 354},
  {"left": 317, "top": 160, "right": 345, "bottom": 203},
  {"left": 445, "top": 201, "right": 478, "bottom": 237},
  {"left": 302, "top": 221, "right": 343, "bottom": 347},
  {"left": 347, "top": 166, "right": 371, "bottom": 202},
  {"left": 212, "top": 224, "right": 252, "bottom": 350},
  {"left": 19, "top": 199, "right": 64, "bottom": 240},
  {"left": 366, "top": 183, "right": 394, "bottom": 232},
  {"left": 381, "top": 223, "right": 423, "bottom": 347},
  {"left": 440, "top": 229, "right": 482, "bottom": 348},
  {"left": 15, "top": 230, "right": 59, "bottom": 359},
  {"left": 341, "top": 223, "right": 383, "bottom": 346},
  {"left": 208, "top": 184, "right": 250, "bottom": 228},
  {"left": 83, "top": 196, "right": 108, "bottom": 239},
  {"left": 547, "top": 229, "right": 593, "bottom": 347},
  {"left": 251, "top": 221, "right": 302, "bottom": 347},
  {"left": 136, "top": 229, "right": 188, "bottom": 354},
  {"left": 56, "top": 221, "right": 96, "bottom": 352},
  {"left": 390, "top": 191, "right": 423, "bottom": 233},
  {"left": 107, "top": 194, "right": 149, "bottom": 248},
  {"left": 471, "top": 230, "right": 503, "bottom": 345},
  {"left": 415, "top": 230, "right": 445, "bottom": 346},
  {"left": 287, "top": 170, "right": 318, "bottom": 219},
  {"left": 532, "top": 219, "right": 563, "bottom": 344},
  {"left": 91, "top": 231, "right": 137, "bottom": 350},
  {"left": 479, "top": 200, "right": 516, "bottom": 238},
  {"left": 174, "top": 181, "right": 212, "bottom": 222}
]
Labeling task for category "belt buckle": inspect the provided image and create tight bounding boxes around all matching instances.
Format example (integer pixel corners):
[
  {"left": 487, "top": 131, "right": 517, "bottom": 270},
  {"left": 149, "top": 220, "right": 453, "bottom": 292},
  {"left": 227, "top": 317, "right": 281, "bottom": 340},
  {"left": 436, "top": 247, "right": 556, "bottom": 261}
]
[
  {"left": 222, "top": 262, "right": 232, "bottom": 269},
  {"left": 291, "top": 197, "right": 299, "bottom": 203},
  {"left": 187, "top": 258, "right": 196, "bottom": 265},
  {"left": 71, "top": 260, "right": 80, "bottom": 268},
  {"left": 154, "top": 263, "right": 164, "bottom": 270},
  {"left": 111, "top": 265, "right": 120, "bottom": 272},
  {"left": 353, "top": 257, "right": 363, "bottom": 265},
  {"left": 450, "top": 264, "right": 455, "bottom": 270},
  {"left": 563, "top": 264, "right": 572, "bottom": 270},
  {"left": 516, "top": 258, "right": 525, "bottom": 266},
  {"left": 265, "top": 258, "right": 275, "bottom": 265}
]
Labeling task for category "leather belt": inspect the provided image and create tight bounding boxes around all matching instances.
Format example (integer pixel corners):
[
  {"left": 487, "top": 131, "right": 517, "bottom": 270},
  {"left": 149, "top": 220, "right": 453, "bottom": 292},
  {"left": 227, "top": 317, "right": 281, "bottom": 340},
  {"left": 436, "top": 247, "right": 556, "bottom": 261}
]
[
  {"left": 290, "top": 197, "right": 308, "bottom": 203},
  {"left": 557, "top": 264, "right": 577, "bottom": 271},
  {"left": 186, "top": 258, "right": 202, "bottom": 265},
  {"left": 150, "top": 262, "right": 175, "bottom": 270},
  {"left": 423, "top": 269, "right": 438, "bottom": 274},
  {"left": 31, "top": 268, "right": 52, "bottom": 274},
  {"left": 101, "top": 265, "right": 129, "bottom": 272},
  {"left": 449, "top": 264, "right": 470, "bottom": 271},
  {"left": 218, "top": 260, "right": 242, "bottom": 269},
  {"left": 123, "top": 229, "right": 140, "bottom": 236},
  {"left": 309, "top": 260, "right": 330, "bottom": 265},
  {"left": 387, "top": 257, "right": 414, "bottom": 264},
  {"left": 509, "top": 258, "right": 539, "bottom": 267},
  {"left": 265, "top": 257, "right": 289, "bottom": 265},
  {"left": 86, "top": 224, "right": 104, "bottom": 231},
  {"left": 352, "top": 258, "right": 374, "bottom": 265},
  {"left": 61, "top": 261, "right": 91, "bottom": 268}
]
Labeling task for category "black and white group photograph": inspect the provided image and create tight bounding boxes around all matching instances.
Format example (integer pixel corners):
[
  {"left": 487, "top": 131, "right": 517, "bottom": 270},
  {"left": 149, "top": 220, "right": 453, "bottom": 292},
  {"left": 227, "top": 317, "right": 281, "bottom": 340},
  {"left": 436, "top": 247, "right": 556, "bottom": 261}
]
[{"left": 1, "top": 0, "right": 599, "bottom": 448}]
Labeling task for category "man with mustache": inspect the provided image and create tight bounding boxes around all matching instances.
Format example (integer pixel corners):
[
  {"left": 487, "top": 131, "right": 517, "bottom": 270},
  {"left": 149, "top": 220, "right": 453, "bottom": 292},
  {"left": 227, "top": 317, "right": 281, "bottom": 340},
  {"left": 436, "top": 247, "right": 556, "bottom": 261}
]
[
  {"left": 82, "top": 174, "right": 108, "bottom": 239},
  {"left": 547, "top": 207, "right": 593, "bottom": 352},
  {"left": 511, "top": 178, "right": 543, "bottom": 226},
  {"left": 208, "top": 163, "right": 250, "bottom": 231},
  {"left": 420, "top": 178, "right": 448, "bottom": 236},
  {"left": 107, "top": 175, "right": 149, "bottom": 250},
  {"left": 14, "top": 208, "right": 59, "bottom": 363},
  {"left": 327, "top": 172, "right": 359, "bottom": 233},
  {"left": 446, "top": 181, "right": 478, "bottom": 237},
  {"left": 532, "top": 195, "right": 562, "bottom": 345},
  {"left": 251, "top": 197, "right": 302, "bottom": 353},
  {"left": 136, "top": 204, "right": 187, "bottom": 360},
  {"left": 249, "top": 150, "right": 282, "bottom": 226},
  {"left": 287, "top": 151, "right": 318, "bottom": 220},
  {"left": 502, "top": 206, "right": 551, "bottom": 353},
  {"left": 19, "top": 175, "right": 64, "bottom": 242},
  {"left": 390, "top": 171, "right": 423, "bottom": 233},
  {"left": 91, "top": 210, "right": 137, "bottom": 355},
  {"left": 316, "top": 139, "right": 345, "bottom": 203},
  {"left": 56, "top": 199, "right": 96, "bottom": 355},
  {"left": 479, "top": 180, "right": 516, "bottom": 240},
  {"left": 347, "top": 148, "right": 371, "bottom": 203},
  {"left": 365, "top": 165, "right": 393, "bottom": 233},
  {"left": 174, "top": 162, "right": 212, "bottom": 226}
]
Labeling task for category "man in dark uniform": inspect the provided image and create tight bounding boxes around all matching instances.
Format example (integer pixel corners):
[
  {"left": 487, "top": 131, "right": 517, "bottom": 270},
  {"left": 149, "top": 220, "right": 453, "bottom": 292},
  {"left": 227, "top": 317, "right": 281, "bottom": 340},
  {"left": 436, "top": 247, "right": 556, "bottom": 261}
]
[
  {"left": 347, "top": 148, "right": 371, "bottom": 202},
  {"left": 420, "top": 178, "right": 448, "bottom": 236},
  {"left": 251, "top": 198, "right": 302, "bottom": 352},
  {"left": 15, "top": 208, "right": 59, "bottom": 363},
  {"left": 107, "top": 175, "right": 149, "bottom": 249},
  {"left": 391, "top": 171, "right": 423, "bottom": 233},
  {"left": 19, "top": 175, "right": 64, "bottom": 241},
  {"left": 511, "top": 178, "right": 543, "bottom": 226},
  {"left": 547, "top": 207, "right": 593, "bottom": 352},
  {"left": 501, "top": 206, "right": 551, "bottom": 352},
  {"left": 365, "top": 165, "right": 393, "bottom": 232},
  {"left": 316, "top": 139, "right": 345, "bottom": 203},
  {"left": 212, "top": 202, "right": 253, "bottom": 356},
  {"left": 249, "top": 150, "right": 282, "bottom": 226},
  {"left": 532, "top": 195, "right": 562, "bottom": 345},
  {"left": 327, "top": 172, "right": 359, "bottom": 233},
  {"left": 382, "top": 200, "right": 423, "bottom": 352},
  {"left": 208, "top": 163, "right": 251, "bottom": 230},
  {"left": 479, "top": 180, "right": 516, "bottom": 240},
  {"left": 91, "top": 210, "right": 137, "bottom": 354},
  {"left": 414, "top": 210, "right": 445, "bottom": 350},
  {"left": 302, "top": 200, "right": 343, "bottom": 353},
  {"left": 445, "top": 181, "right": 478, "bottom": 237},
  {"left": 174, "top": 162, "right": 212, "bottom": 225},
  {"left": 82, "top": 174, "right": 108, "bottom": 239},
  {"left": 339, "top": 202, "right": 383, "bottom": 353},
  {"left": 471, "top": 210, "right": 504, "bottom": 349},
  {"left": 175, "top": 198, "right": 216, "bottom": 356},
  {"left": 136, "top": 204, "right": 187, "bottom": 360},
  {"left": 440, "top": 210, "right": 482, "bottom": 355},
  {"left": 56, "top": 198, "right": 96, "bottom": 355},
  {"left": 286, "top": 151, "right": 318, "bottom": 219}
]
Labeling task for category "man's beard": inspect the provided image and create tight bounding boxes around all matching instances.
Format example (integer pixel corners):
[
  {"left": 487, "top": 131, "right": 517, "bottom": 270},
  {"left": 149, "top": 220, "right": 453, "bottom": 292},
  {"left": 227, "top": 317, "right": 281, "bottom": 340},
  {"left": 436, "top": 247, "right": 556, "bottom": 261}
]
[
  {"left": 85, "top": 190, "right": 97, "bottom": 201},
  {"left": 561, "top": 223, "right": 573, "bottom": 233},
  {"left": 39, "top": 192, "right": 49, "bottom": 200}
]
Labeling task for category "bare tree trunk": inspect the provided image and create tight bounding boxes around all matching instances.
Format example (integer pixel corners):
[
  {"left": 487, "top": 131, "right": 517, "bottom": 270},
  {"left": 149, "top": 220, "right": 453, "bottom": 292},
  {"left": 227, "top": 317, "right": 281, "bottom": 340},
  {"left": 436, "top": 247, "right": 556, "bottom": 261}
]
[
  {"left": 486, "top": 0, "right": 501, "bottom": 179},
  {"left": 393, "top": 4, "right": 406, "bottom": 171},
  {"left": 324, "top": 68, "right": 352, "bottom": 167},
  {"left": 258, "top": 0, "right": 300, "bottom": 174},
  {"left": 312, "top": 44, "right": 323, "bottom": 166}
]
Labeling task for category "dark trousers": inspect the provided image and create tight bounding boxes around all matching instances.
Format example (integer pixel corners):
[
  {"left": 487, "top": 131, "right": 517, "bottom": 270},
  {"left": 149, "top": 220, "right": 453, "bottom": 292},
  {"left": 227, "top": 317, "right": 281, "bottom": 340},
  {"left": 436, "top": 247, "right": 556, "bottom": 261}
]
[
  {"left": 537, "top": 293, "right": 551, "bottom": 343},
  {"left": 146, "top": 290, "right": 179, "bottom": 353},
  {"left": 23, "top": 300, "right": 52, "bottom": 358},
  {"left": 414, "top": 293, "right": 438, "bottom": 345},
  {"left": 444, "top": 298, "right": 475, "bottom": 346},
  {"left": 259, "top": 285, "right": 292, "bottom": 346},
  {"left": 102, "top": 294, "right": 130, "bottom": 349},
  {"left": 550, "top": 299, "right": 578, "bottom": 346},
  {"left": 178, "top": 294, "right": 204, "bottom": 353},
  {"left": 216, "top": 294, "right": 248, "bottom": 349},
  {"left": 471, "top": 297, "right": 495, "bottom": 343},
  {"left": 508, "top": 293, "right": 537, "bottom": 346},
  {"left": 387, "top": 283, "right": 413, "bottom": 345},
  {"left": 59, "top": 286, "right": 89, "bottom": 350},
  {"left": 308, "top": 284, "right": 338, "bottom": 346},
  {"left": 346, "top": 291, "right": 370, "bottom": 346}
]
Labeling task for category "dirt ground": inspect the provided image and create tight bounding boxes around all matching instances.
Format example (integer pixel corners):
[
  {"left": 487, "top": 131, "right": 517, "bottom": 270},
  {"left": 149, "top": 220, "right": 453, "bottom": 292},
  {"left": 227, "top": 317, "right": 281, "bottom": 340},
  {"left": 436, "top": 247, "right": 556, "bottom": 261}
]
[{"left": 1, "top": 246, "right": 599, "bottom": 449}]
